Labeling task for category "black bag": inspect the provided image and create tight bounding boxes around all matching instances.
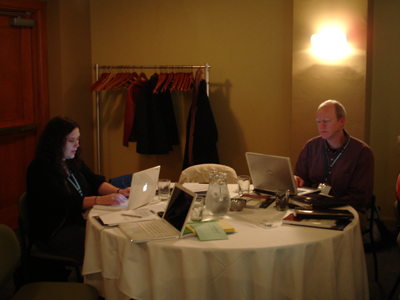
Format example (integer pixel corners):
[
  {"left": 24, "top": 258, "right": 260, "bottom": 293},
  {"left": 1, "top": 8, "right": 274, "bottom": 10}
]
[{"left": 363, "top": 204, "right": 396, "bottom": 250}]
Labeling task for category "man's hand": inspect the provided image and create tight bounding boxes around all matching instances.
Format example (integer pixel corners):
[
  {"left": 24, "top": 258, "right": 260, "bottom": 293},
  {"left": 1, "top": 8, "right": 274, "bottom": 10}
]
[{"left": 294, "top": 175, "right": 304, "bottom": 188}]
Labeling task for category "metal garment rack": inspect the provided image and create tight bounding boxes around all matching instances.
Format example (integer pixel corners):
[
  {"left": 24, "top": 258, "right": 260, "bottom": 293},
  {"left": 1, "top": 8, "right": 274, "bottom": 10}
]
[{"left": 94, "top": 63, "right": 211, "bottom": 174}]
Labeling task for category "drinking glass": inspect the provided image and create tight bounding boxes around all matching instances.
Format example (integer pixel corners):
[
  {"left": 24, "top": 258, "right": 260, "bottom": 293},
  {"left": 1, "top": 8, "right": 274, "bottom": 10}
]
[
  {"left": 237, "top": 175, "right": 251, "bottom": 196},
  {"left": 158, "top": 179, "right": 171, "bottom": 201},
  {"left": 275, "top": 189, "right": 290, "bottom": 211}
]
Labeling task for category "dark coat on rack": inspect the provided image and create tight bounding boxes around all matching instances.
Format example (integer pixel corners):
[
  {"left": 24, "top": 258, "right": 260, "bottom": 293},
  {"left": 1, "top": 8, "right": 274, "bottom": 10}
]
[
  {"left": 123, "top": 77, "right": 148, "bottom": 147},
  {"left": 134, "top": 76, "right": 179, "bottom": 154},
  {"left": 183, "top": 80, "right": 219, "bottom": 169}
]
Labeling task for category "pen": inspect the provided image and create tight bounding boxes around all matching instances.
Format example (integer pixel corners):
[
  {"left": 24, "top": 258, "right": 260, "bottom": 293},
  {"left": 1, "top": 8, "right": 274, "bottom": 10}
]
[{"left": 121, "top": 213, "right": 142, "bottom": 218}]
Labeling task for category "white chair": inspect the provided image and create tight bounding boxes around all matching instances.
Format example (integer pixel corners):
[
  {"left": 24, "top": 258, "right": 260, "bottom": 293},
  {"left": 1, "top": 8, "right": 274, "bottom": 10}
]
[{"left": 178, "top": 163, "right": 238, "bottom": 184}]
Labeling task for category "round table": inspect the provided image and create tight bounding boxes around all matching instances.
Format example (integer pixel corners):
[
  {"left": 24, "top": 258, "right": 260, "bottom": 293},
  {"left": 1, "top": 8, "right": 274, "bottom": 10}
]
[{"left": 82, "top": 185, "right": 369, "bottom": 300}]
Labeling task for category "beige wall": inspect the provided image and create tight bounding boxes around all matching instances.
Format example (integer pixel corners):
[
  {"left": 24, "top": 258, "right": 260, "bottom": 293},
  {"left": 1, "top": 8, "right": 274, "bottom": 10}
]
[
  {"left": 89, "top": 0, "right": 293, "bottom": 181},
  {"left": 47, "top": 0, "right": 95, "bottom": 169},
  {"left": 45, "top": 0, "right": 400, "bottom": 228},
  {"left": 370, "top": 0, "right": 400, "bottom": 228},
  {"left": 292, "top": 0, "right": 369, "bottom": 161}
]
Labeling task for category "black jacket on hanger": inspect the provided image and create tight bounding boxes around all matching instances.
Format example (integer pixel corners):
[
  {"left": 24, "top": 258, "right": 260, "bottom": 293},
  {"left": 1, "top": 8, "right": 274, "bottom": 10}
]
[
  {"left": 134, "top": 75, "right": 179, "bottom": 154},
  {"left": 183, "top": 80, "right": 219, "bottom": 169}
]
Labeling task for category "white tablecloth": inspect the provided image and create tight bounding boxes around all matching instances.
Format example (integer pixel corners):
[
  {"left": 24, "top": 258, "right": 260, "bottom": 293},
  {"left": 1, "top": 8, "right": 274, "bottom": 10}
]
[{"left": 82, "top": 185, "right": 369, "bottom": 300}]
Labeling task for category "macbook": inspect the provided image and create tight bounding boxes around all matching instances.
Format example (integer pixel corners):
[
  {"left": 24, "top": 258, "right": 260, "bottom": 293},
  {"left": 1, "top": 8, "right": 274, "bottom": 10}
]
[
  {"left": 93, "top": 165, "right": 160, "bottom": 211},
  {"left": 245, "top": 152, "right": 318, "bottom": 196},
  {"left": 118, "top": 183, "right": 197, "bottom": 243}
]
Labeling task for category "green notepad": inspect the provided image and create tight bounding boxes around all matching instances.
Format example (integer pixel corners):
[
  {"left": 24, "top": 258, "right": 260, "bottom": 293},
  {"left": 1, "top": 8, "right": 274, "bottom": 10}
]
[
  {"left": 183, "top": 220, "right": 219, "bottom": 235},
  {"left": 193, "top": 222, "right": 228, "bottom": 241}
]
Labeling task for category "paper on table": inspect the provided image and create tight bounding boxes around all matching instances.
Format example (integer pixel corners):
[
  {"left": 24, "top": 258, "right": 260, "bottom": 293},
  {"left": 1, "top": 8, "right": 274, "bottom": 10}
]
[
  {"left": 99, "top": 207, "right": 158, "bottom": 226},
  {"left": 182, "top": 183, "right": 209, "bottom": 193}
]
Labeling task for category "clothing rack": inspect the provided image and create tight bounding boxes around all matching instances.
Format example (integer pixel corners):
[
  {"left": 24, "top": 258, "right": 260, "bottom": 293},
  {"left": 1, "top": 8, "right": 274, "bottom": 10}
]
[{"left": 93, "top": 63, "right": 211, "bottom": 174}]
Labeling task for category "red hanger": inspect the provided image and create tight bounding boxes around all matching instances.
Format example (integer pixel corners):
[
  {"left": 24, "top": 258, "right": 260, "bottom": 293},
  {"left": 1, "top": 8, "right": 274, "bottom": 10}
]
[
  {"left": 161, "top": 72, "right": 174, "bottom": 93},
  {"left": 184, "top": 71, "right": 193, "bottom": 92},
  {"left": 95, "top": 73, "right": 115, "bottom": 91},
  {"left": 107, "top": 72, "right": 131, "bottom": 89},
  {"left": 170, "top": 72, "right": 183, "bottom": 92},
  {"left": 90, "top": 72, "right": 109, "bottom": 92},
  {"left": 118, "top": 71, "right": 138, "bottom": 88},
  {"left": 104, "top": 72, "right": 124, "bottom": 90},
  {"left": 138, "top": 72, "right": 148, "bottom": 81},
  {"left": 153, "top": 72, "right": 167, "bottom": 94},
  {"left": 178, "top": 72, "right": 190, "bottom": 91}
]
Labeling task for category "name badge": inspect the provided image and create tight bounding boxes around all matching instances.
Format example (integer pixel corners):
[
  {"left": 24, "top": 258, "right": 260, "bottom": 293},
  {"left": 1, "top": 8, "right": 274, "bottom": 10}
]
[{"left": 318, "top": 183, "right": 331, "bottom": 195}]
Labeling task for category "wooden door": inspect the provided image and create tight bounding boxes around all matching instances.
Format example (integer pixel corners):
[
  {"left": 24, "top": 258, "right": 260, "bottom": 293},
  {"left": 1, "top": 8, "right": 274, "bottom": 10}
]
[{"left": 0, "top": 0, "right": 49, "bottom": 229}]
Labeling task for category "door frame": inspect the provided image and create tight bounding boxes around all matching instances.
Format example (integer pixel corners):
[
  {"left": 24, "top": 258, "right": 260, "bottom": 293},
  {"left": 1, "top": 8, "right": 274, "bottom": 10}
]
[
  {"left": 0, "top": 0, "right": 49, "bottom": 228},
  {"left": 0, "top": 0, "right": 49, "bottom": 134}
]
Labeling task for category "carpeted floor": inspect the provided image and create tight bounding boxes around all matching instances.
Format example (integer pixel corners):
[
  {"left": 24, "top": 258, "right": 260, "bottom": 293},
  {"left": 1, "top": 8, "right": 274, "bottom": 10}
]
[{"left": 1, "top": 229, "right": 399, "bottom": 300}]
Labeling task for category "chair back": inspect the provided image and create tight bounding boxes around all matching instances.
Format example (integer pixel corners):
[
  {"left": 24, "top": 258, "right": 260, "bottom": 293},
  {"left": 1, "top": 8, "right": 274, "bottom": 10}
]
[
  {"left": 16, "top": 193, "right": 84, "bottom": 283},
  {"left": 18, "top": 192, "right": 43, "bottom": 265},
  {"left": 0, "top": 224, "right": 21, "bottom": 288},
  {"left": 178, "top": 164, "right": 238, "bottom": 184}
]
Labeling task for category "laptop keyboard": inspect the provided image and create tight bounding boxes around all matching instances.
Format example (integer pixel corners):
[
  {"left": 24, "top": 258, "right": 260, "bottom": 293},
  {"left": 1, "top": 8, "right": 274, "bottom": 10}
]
[{"left": 139, "top": 220, "right": 178, "bottom": 237}]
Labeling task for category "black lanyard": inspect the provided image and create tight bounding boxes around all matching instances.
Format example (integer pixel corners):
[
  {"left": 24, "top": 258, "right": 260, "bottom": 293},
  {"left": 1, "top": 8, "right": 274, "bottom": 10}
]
[{"left": 323, "top": 137, "right": 351, "bottom": 183}]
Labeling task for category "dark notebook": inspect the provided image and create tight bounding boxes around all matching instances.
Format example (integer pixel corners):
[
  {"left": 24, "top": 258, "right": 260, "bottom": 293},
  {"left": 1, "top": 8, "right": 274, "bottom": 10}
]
[
  {"left": 294, "top": 208, "right": 354, "bottom": 219},
  {"left": 283, "top": 213, "right": 351, "bottom": 231},
  {"left": 289, "top": 193, "right": 349, "bottom": 209}
]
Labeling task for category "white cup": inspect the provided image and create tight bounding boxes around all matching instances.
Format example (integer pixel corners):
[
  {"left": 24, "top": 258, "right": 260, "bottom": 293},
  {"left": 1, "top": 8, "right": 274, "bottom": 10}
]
[
  {"left": 237, "top": 175, "right": 251, "bottom": 196},
  {"left": 158, "top": 179, "right": 171, "bottom": 201}
]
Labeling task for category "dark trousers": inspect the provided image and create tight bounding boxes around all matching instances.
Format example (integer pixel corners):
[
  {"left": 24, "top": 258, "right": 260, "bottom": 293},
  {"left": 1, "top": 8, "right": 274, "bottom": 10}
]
[{"left": 41, "top": 224, "right": 86, "bottom": 263}]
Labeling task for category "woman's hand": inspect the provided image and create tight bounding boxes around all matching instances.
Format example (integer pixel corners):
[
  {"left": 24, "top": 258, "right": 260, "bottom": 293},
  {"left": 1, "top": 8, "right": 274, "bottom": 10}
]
[
  {"left": 118, "top": 187, "right": 130, "bottom": 198},
  {"left": 96, "top": 193, "right": 127, "bottom": 206}
]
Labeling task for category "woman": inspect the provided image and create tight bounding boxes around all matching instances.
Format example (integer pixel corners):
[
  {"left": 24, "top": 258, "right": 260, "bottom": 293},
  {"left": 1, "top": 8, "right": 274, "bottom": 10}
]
[{"left": 26, "top": 117, "right": 129, "bottom": 262}]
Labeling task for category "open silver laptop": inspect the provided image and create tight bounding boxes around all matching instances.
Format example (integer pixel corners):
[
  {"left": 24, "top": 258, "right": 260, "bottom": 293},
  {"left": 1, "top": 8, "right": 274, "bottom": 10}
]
[
  {"left": 118, "top": 183, "right": 196, "bottom": 243},
  {"left": 93, "top": 165, "right": 160, "bottom": 211},
  {"left": 245, "top": 152, "right": 318, "bottom": 196}
]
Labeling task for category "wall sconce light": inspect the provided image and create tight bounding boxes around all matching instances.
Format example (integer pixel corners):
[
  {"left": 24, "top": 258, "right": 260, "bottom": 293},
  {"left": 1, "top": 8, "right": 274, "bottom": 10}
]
[{"left": 311, "top": 31, "right": 349, "bottom": 59}]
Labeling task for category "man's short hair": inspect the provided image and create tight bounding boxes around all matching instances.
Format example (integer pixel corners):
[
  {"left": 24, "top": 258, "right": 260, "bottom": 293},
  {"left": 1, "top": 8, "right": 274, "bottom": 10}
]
[{"left": 318, "top": 100, "right": 346, "bottom": 120}]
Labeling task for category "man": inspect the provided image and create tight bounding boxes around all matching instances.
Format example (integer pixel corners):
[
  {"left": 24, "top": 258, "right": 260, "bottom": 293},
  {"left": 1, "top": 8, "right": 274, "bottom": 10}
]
[{"left": 294, "top": 100, "right": 374, "bottom": 229}]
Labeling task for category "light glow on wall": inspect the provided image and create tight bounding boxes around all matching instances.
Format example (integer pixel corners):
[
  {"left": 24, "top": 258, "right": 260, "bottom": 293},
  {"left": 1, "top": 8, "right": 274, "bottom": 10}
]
[{"left": 311, "top": 29, "right": 350, "bottom": 60}]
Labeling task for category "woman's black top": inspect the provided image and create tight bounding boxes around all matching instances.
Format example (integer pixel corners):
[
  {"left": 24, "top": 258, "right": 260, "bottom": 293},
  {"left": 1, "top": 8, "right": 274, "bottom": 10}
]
[{"left": 26, "top": 158, "right": 105, "bottom": 244}]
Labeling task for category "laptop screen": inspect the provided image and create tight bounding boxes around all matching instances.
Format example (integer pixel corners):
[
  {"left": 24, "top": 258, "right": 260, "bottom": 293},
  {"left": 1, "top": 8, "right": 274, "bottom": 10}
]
[
  {"left": 246, "top": 152, "right": 297, "bottom": 194},
  {"left": 128, "top": 165, "right": 160, "bottom": 210},
  {"left": 163, "top": 184, "right": 196, "bottom": 232}
]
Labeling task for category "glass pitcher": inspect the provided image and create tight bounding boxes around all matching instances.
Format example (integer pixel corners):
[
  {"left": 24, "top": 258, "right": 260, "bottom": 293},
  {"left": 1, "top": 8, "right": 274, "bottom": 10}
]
[{"left": 205, "top": 171, "right": 230, "bottom": 217}]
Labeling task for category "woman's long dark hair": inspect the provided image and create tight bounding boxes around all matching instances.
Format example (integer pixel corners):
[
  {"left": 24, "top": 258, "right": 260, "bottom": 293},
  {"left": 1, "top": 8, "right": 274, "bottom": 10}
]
[{"left": 35, "top": 117, "right": 82, "bottom": 177}]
